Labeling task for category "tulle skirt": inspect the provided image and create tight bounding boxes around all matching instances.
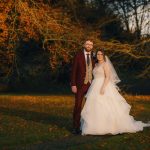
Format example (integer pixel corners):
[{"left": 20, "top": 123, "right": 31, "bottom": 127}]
[{"left": 81, "top": 77, "right": 150, "bottom": 135}]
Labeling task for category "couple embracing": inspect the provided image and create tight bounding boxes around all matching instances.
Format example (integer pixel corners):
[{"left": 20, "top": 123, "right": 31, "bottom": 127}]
[{"left": 70, "top": 39, "right": 150, "bottom": 135}]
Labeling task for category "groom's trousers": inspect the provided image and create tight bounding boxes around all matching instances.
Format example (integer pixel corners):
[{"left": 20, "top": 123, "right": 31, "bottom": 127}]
[{"left": 73, "top": 82, "right": 90, "bottom": 129}]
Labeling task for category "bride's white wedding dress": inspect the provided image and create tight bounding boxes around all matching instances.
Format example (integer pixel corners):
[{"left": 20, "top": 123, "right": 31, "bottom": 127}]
[{"left": 81, "top": 62, "right": 150, "bottom": 135}]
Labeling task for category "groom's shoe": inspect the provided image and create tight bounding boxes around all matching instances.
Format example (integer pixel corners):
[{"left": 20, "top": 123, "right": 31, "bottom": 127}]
[{"left": 72, "top": 128, "right": 81, "bottom": 135}]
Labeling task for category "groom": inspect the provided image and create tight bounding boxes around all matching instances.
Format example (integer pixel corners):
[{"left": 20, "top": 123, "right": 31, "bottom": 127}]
[{"left": 70, "top": 39, "right": 95, "bottom": 134}]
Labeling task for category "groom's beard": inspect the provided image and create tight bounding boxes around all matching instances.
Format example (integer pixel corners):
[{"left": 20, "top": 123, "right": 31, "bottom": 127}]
[{"left": 85, "top": 48, "right": 92, "bottom": 52}]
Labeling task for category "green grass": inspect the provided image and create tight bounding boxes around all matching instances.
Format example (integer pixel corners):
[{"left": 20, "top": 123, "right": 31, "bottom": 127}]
[{"left": 0, "top": 95, "right": 150, "bottom": 150}]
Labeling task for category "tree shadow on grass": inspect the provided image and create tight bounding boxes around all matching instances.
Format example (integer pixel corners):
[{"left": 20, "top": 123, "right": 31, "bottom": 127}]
[
  {"left": 0, "top": 107, "right": 116, "bottom": 150},
  {"left": 17, "top": 133, "right": 117, "bottom": 150},
  {"left": 0, "top": 106, "right": 72, "bottom": 132}
]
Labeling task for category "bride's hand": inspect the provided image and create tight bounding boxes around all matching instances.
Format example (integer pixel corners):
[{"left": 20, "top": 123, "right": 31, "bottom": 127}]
[{"left": 100, "top": 88, "right": 105, "bottom": 95}]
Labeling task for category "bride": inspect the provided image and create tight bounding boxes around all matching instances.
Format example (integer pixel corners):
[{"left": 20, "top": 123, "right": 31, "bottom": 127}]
[{"left": 81, "top": 49, "right": 150, "bottom": 135}]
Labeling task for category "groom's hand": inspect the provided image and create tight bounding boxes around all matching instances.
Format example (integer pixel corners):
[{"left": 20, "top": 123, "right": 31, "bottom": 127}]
[{"left": 71, "top": 86, "right": 77, "bottom": 93}]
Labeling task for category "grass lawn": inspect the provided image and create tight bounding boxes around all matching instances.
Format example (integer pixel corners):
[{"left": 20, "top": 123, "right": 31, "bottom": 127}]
[{"left": 0, "top": 94, "right": 150, "bottom": 150}]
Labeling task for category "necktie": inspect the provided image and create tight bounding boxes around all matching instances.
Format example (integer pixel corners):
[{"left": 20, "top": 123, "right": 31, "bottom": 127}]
[{"left": 87, "top": 54, "right": 90, "bottom": 66}]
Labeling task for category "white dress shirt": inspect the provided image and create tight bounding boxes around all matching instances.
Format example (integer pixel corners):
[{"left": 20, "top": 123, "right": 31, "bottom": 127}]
[{"left": 84, "top": 49, "right": 91, "bottom": 62}]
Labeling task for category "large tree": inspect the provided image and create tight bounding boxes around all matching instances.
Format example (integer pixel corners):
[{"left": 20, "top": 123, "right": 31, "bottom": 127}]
[{"left": 0, "top": 0, "right": 149, "bottom": 91}]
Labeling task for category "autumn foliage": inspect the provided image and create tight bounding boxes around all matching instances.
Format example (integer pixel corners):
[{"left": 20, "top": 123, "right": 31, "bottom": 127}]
[{"left": 0, "top": 0, "right": 149, "bottom": 91}]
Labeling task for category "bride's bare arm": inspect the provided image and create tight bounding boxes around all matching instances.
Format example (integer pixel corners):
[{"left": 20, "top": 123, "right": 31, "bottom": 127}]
[{"left": 100, "top": 63, "right": 110, "bottom": 94}]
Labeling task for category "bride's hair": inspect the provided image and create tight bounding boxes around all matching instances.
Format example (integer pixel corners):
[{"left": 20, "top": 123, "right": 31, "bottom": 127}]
[{"left": 95, "top": 48, "right": 106, "bottom": 62}]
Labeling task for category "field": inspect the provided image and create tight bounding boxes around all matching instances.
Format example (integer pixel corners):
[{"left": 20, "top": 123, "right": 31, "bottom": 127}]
[{"left": 0, "top": 94, "right": 150, "bottom": 150}]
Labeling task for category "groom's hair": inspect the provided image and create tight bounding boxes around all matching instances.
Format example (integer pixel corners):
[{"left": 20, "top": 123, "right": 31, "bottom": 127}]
[{"left": 84, "top": 38, "right": 94, "bottom": 44}]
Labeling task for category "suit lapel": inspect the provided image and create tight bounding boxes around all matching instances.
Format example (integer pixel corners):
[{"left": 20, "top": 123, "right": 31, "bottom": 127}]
[
  {"left": 81, "top": 50, "right": 86, "bottom": 70},
  {"left": 92, "top": 58, "right": 95, "bottom": 69},
  {"left": 91, "top": 51, "right": 95, "bottom": 69}
]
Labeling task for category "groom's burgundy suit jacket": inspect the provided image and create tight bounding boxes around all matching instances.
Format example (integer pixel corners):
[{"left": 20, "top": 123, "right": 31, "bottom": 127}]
[{"left": 70, "top": 50, "right": 95, "bottom": 88}]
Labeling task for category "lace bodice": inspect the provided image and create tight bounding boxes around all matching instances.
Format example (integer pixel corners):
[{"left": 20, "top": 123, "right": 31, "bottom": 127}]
[{"left": 93, "top": 63, "right": 105, "bottom": 79}]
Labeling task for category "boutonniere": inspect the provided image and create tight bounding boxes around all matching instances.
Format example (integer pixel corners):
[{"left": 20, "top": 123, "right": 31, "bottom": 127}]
[{"left": 92, "top": 52, "right": 96, "bottom": 58}]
